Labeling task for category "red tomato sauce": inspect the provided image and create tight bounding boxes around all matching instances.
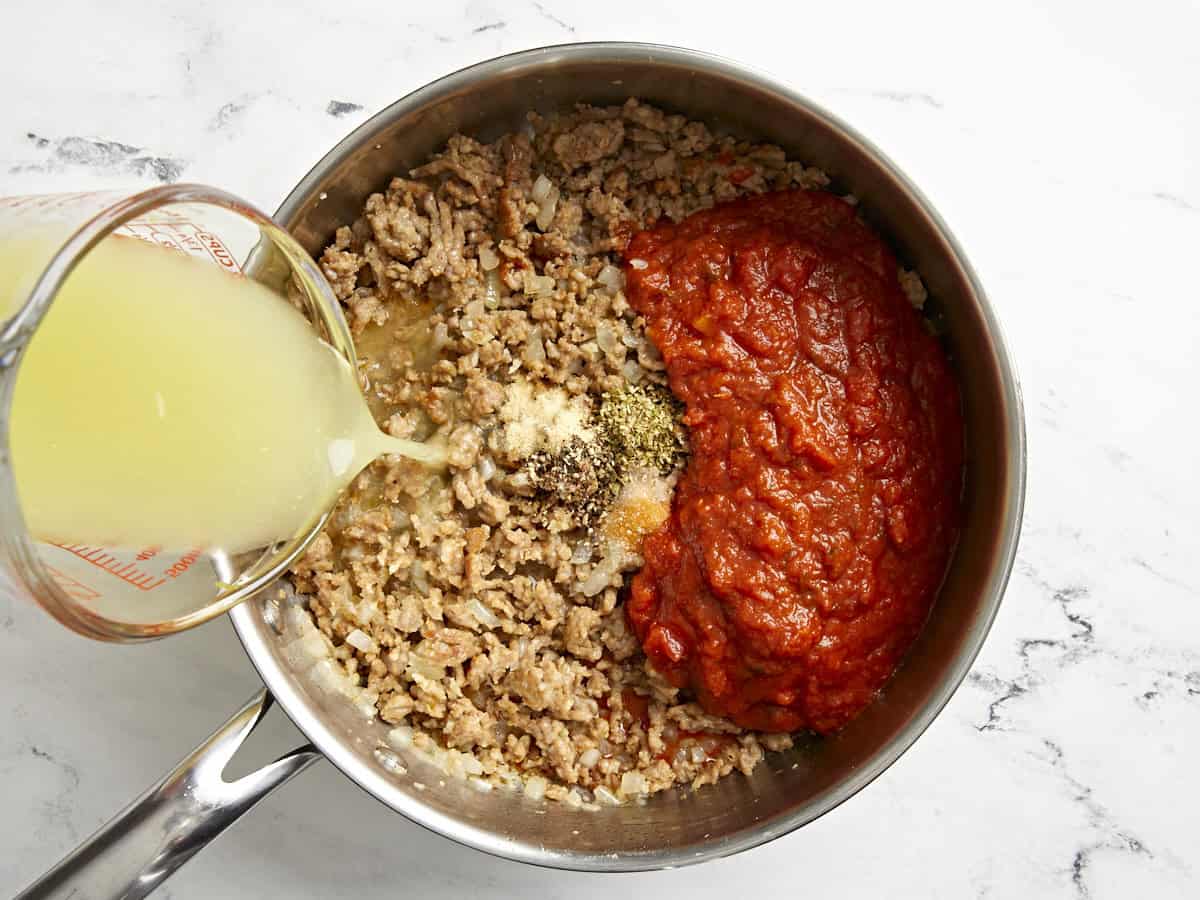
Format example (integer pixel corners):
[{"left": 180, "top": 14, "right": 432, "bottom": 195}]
[{"left": 623, "top": 190, "right": 964, "bottom": 734}]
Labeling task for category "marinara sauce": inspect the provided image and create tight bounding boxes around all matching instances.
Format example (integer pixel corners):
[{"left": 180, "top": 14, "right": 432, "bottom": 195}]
[{"left": 624, "top": 190, "right": 963, "bottom": 734}]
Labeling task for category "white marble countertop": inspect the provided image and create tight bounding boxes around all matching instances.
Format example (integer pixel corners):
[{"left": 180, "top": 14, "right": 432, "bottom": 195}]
[{"left": 2, "top": 1, "right": 1197, "bottom": 896}]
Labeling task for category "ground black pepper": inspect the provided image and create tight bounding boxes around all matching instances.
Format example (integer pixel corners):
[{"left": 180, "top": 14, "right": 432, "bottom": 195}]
[{"left": 527, "top": 436, "right": 619, "bottom": 524}]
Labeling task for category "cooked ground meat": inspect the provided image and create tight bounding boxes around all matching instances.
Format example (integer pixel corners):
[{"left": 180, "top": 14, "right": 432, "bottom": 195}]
[{"left": 287, "top": 99, "right": 907, "bottom": 802}]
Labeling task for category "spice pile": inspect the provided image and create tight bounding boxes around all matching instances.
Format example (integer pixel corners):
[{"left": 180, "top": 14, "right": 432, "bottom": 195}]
[{"left": 527, "top": 384, "right": 685, "bottom": 528}]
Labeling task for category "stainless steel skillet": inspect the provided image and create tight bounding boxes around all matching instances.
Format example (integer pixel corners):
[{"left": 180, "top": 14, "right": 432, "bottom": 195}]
[{"left": 19, "top": 42, "right": 1025, "bottom": 899}]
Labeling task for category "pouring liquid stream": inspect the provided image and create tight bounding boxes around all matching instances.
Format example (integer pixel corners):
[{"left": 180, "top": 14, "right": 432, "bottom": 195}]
[{"left": 1, "top": 232, "right": 442, "bottom": 556}]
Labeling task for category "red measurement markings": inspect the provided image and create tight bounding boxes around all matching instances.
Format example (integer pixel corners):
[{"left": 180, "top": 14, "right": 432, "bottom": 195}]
[
  {"left": 44, "top": 565, "right": 102, "bottom": 603},
  {"left": 148, "top": 234, "right": 184, "bottom": 253},
  {"left": 52, "top": 543, "right": 208, "bottom": 589},
  {"left": 52, "top": 543, "right": 167, "bottom": 592},
  {"left": 166, "top": 226, "right": 205, "bottom": 254},
  {"left": 114, "top": 222, "right": 242, "bottom": 273},
  {"left": 117, "top": 223, "right": 187, "bottom": 256},
  {"left": 194, "top": 231, "right": 238, "bottom": 271},
  {"left": 115, "top": 225, "right": 180, "bottom": 256},
  {"left": 164, "top": 548, "right": 203, "bottom": 579}
]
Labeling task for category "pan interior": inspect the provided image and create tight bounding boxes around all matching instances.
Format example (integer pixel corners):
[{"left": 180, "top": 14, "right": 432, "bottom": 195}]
[{"left": 231, "top": 44, "right": 1023, "bottom": 872}]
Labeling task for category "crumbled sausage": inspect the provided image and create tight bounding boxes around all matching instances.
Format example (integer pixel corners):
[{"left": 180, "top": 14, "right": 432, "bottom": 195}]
[
  {"left": 289, "top": 99, "right": 885, "bottom": 802},
  {"left": 552, "top": 120, "right": 626, "bottom": 171}
]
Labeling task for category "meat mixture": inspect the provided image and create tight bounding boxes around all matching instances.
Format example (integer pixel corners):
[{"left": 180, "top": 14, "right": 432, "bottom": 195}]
[{"left": 285, "top": 99, "right": 946, "bottom": 804}]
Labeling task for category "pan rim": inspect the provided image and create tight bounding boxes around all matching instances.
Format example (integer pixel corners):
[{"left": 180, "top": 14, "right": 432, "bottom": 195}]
[{"left": 231, "top": 40, "right": 1026, "bottom": 873}]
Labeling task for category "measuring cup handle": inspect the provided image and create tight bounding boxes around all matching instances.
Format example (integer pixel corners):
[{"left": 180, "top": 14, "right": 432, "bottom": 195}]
[{"left": 15, "top": 689, "right": 321, "bottom": 900}]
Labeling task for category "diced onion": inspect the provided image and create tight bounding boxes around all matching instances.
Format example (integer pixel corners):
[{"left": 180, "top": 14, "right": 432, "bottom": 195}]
[
  {"left": 535, "top": 189, "right": 559, "bottom": 231},
  {"left": 431, "top": 322, "right": 450, "bottom": 351},
  {"left": 283, "top": 603, "right": 310, "bottom": 633},
  {"left": 478, "top": 245, "right": 500, "bottom": 270},
  {"left": 629, "top": 258, "right": 648, "bottom": 270},
  {"left": 346, "top": 628, "right": 374, "bottom": 652},
  {"left": 411, "top": 561, "right": 429, "bottom": 594},
  {"left": 524, "top": 272, "right": 555, "bottom": 297},
  {"left": 309, "top": 659, "right": 355, "bottom": 697},
  {"left": 524, "top": 775, "right": 548, "bottom": 800},
  {"left": 523, "top": 327, "right": 547, "bottom": 364},
  {"left": 580, "top": 553, "right": 620, "bottom": 597},
  {"left": 484, "top": 269, "right": 502, "bottom": 308},
  {"left": 619, "top": 771, "right": 648, "bottom": 797},
  {"left": 594, "top": 786, "right": 622, "bottom": 806},
  {"left": 467, "top": 597, "right": 501, "bottom": 630},
  {"left": 406, "top": 654, "right": 445, "bottom": 681},
  {"left": 579, "top": 748, "right": 601, "bottom": 768},
  {"left": 597, "top": 264, "right": 624, "bottom": 293},
  {"left": 441, "top": 750, "right": 471, "bottom": 779},
  {"left": 570, "top": 542, "right": 593, "bottom": 564},
  {"left": 567, "top": 787, "right": 591, "bottom": 807},
  {"left": 477, "top": 455, "right": 497, "bottom": 482},
  {"left": 506, "top": 470, "right": 534, "bottom": 494},
  {"left": 292, "top": 628, "right": 328, "bottom": 660},
  {"left": 580, "top": 569, "right": 610, "bottom": 597},
  {"left": 595, "top": 323, "right": 619, "bottom": 354},
  {"left": 531, "top": 174, "right": 553, "bottom": 203}
]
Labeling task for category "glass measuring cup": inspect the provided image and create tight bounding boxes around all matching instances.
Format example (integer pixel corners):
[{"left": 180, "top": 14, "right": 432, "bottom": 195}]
[{"left": 0, "top": 185, "right": 354, "bottom": 641}]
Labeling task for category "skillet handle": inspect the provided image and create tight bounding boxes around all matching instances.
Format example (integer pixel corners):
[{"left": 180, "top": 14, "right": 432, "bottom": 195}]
[{"left": 15, "top": 689, "right": 321, "bottom": 900}]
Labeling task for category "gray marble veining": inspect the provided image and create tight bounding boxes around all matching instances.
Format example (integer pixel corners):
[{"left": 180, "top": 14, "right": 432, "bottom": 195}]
[{"left": 1, "top": 0, "right": 1196, "bottom": 897}]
